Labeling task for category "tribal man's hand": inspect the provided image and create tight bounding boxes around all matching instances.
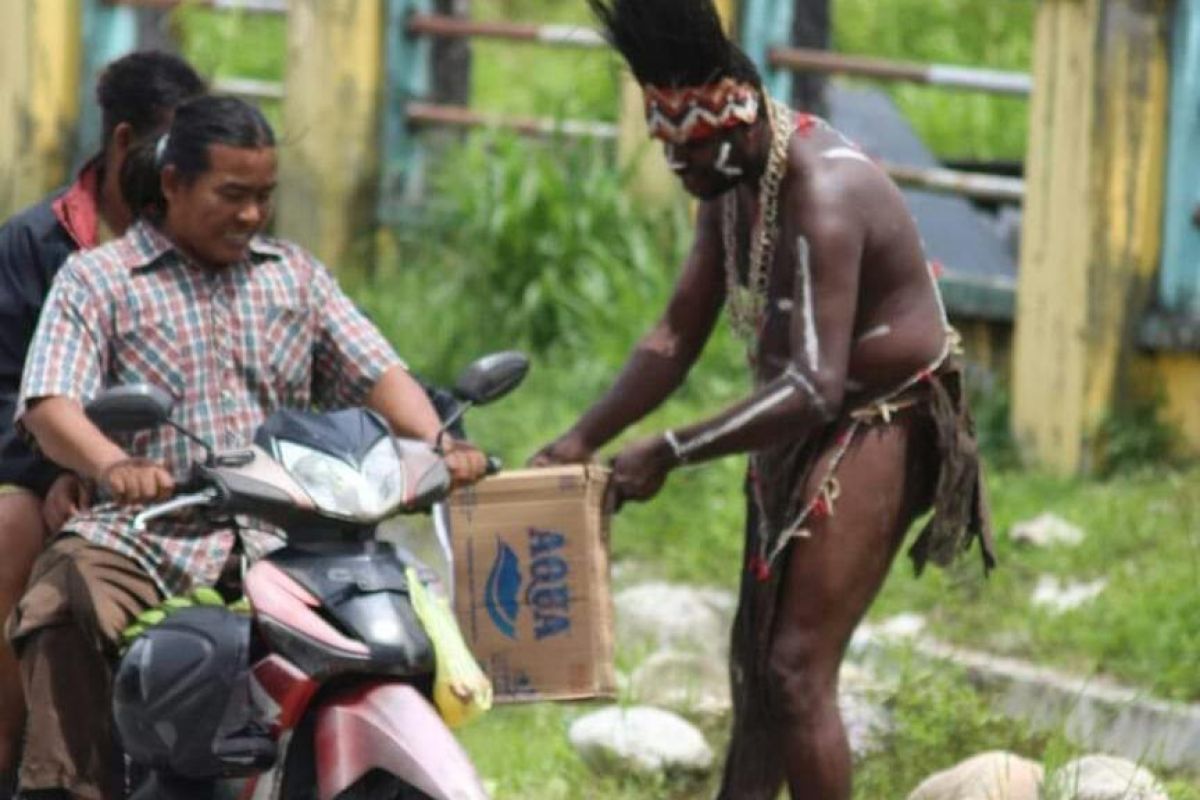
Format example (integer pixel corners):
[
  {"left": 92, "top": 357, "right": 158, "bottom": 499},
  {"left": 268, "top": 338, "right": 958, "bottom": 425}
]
[
  {"left": 42, "top": 472, "right": 91, "bottom": 534},
  {"left": 528, "top": 430, "right": 594, "bottom": 467},
  {"left": 99, "top": 458, "right": 175, "bottom": 506},
  {"left": 608, "top": 434, "right": 678, "bottom": 511}
]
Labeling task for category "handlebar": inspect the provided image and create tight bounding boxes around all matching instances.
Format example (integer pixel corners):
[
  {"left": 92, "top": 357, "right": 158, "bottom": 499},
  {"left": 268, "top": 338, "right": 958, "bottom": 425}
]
[{"left": 132, "top": 488, "right": 220, "bottom": 532}]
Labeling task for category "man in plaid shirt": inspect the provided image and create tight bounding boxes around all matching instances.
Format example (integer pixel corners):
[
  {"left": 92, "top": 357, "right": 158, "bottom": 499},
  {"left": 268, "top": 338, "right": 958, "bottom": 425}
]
[{"left": 8, "top": 96, "right": 487, "bottom": 800}]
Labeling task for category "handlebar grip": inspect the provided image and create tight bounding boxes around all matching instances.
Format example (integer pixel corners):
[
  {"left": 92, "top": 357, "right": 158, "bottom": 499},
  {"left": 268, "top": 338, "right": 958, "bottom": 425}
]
[{"left": 485, "top": 455, "right": 503, "bottom": 475}]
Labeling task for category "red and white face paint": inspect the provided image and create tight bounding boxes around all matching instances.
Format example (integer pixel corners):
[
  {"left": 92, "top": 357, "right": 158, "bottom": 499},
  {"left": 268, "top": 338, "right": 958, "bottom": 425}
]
[{"left": 643, "top": 77, "right": 760, "bottom": 145}]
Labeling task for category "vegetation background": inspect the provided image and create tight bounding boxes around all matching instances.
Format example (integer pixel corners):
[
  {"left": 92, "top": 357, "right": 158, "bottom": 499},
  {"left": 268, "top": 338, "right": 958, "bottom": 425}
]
[{"left": 176, "top": 2, "right": 1199, "bottom": 797}]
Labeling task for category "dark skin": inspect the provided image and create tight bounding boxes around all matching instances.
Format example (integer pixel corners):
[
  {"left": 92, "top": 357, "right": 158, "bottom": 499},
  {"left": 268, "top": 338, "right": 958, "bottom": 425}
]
[{"left": 532, "top": 101, "right": 946, "bottom": 800}]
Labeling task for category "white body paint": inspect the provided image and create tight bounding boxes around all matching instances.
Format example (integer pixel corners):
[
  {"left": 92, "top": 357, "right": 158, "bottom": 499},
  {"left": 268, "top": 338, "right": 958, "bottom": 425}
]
[
  {"left": 856, "top": 324, "right": 892, "bottom": 344},
  {"left": 821, "top": 146, "right": 873, "bottom": 165},
  {"left": 664, "top": 144, "right": 687, "bottom": 174},
  {"left": 674, "top": 383, "right": 797, "bottom": 459},
  {"left": 670, "top": 364, "right": 830, "bottom": 460},
  {"left": 715, "top": 141, "right": 743, "bottom": 178},
  {"left": 783, "top": 363, "right": 830, "bottom": 418},
  {"left": 795, "top": 236, "right": 820, "bottom": 373}
]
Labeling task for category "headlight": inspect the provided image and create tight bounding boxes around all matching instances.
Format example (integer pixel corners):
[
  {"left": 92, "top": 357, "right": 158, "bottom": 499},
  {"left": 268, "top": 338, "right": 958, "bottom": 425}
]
[{"left": 277, "top": 439, "right": 403, "bottom": 520}]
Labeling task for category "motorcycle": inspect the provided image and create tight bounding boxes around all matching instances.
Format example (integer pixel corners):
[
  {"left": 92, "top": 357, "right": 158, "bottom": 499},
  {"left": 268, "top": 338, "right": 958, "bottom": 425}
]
[{"left": 86, "top": 352, "right": 530, "bottom": 800}]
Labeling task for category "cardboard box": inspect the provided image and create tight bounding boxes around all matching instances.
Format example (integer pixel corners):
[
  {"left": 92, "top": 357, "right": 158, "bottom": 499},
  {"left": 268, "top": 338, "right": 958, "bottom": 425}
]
[{"left": 447, "top": 465, "right": 615, "bottom": 702}]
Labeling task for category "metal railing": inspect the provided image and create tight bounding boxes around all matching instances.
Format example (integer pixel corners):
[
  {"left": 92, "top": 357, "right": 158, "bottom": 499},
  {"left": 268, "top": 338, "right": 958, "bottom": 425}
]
[
  {"left": 105, "top": 4, "right": 1029, "bottom": 205},
  {"left": 401, "top": 13, "right": 1030, "bottom": 204}
]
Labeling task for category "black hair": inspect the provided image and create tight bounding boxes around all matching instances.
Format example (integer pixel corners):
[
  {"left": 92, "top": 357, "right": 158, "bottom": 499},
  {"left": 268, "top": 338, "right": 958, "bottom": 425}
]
[
  {"left": 586, "top": 0, "right": 762, "bottom": 89},
  {"left": 96, "top": 51, "right": 206, "bottom": 148},
  {"left": 120, "top": 95, "right": 276, "bottom": 222}
]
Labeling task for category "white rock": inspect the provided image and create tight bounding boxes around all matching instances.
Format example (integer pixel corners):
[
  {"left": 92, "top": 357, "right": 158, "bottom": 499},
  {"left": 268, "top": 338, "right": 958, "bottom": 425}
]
[
  {"left": 1031, "top": 576, "right": 1108, "bottom": 614},
  {"left": 1046, "top": 755, "right": 1169, "bottom": 800},
  {"left": 629, "top": 651, "right": 731, "bottom": 717},
  {"left": 1011, "top": 513, "right": 1086, "bottom": 548},
  {"left": 907, "top": 751, "right": 1044, "bottom": 800},
  {"left": 568, "top": 705, "right": 714, "bottom": 775},
  {"left": 614, "top": 583, "right": 735, "bottom": 655},
  {"left": 877, "top": 612, "right": 928, "bottom": 640}
]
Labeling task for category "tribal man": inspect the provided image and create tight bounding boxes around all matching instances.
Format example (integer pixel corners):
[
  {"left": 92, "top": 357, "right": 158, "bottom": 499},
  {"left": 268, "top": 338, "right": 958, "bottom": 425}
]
[{"left": 532, "top": 1, "right": 995, "bottom": 798}]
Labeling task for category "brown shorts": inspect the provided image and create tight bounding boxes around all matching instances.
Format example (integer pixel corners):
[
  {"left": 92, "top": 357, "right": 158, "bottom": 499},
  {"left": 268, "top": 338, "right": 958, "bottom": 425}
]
[
  {"left": 6, "top": 535, "right": 159, "bottom": 651},
  {"left": 6, "top": 536, "right": 160, "bottom": 800}
]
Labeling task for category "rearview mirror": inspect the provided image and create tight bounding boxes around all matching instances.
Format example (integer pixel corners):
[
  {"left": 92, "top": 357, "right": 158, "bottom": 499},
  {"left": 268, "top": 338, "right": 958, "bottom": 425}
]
[
  {"left": 453, "top": 351, "right": 530, "bottom": 406},
  {"left": 85, "top": 385, "right": 175, "bottom": 433}
]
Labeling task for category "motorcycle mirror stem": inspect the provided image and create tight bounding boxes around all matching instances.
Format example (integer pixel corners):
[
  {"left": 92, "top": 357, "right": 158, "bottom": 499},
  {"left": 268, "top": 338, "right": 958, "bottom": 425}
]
[
  {"left": 84, "top": 384, "right": 225, "bottom": 466},
  {"left": 433, "top": 400, "right": 473, "bottom": 454}
]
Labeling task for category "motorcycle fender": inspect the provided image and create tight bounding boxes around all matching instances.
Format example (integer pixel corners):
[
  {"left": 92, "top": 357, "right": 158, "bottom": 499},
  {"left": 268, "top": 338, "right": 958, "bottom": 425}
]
[{"left": 314, "top": 682, "right": 488, "bottom": 800}]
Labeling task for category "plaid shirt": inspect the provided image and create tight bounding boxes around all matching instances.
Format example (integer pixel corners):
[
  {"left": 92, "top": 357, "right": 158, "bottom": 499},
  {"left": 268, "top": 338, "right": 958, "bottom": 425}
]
[{"left": 18, "top": 220, "right": 403, "bottom": 595}]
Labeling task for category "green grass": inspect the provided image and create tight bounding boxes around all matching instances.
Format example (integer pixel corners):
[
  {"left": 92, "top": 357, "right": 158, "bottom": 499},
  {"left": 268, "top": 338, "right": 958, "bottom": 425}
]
[
  {"left": 457, "top": 655, "right": 1200, "bottom": 799},
  {"left": 872, "top": 465, "right": 1200, "bottom": 702}
]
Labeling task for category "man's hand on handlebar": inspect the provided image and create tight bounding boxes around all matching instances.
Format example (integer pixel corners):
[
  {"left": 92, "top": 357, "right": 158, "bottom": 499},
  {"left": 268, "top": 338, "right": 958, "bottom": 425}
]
[
  {"left": 441, "top": 437, "right": 489, "bottom": 488},
  {"left": 99, "top": 457, "right": 175, "bottom": 505}
]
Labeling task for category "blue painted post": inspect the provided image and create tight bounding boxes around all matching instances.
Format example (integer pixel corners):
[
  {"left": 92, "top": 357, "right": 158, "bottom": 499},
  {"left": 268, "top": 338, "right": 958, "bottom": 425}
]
[
  {"left": 78, "top": 0, "right": 139, "bottom": 161},
  {"left": 380, "top": 0, "right": 433, "bottom": 225},
  {"left": 740, "top": 0, "right": 793, "bottom": 103},
  {"left": 1162, "top": 0, "right": 1200, "bottom": 316}
]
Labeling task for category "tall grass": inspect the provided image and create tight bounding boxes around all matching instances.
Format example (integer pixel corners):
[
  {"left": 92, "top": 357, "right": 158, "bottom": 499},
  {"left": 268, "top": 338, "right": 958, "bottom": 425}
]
[{"left": 357, "top": 132, "right": 691, "bottom": 369}]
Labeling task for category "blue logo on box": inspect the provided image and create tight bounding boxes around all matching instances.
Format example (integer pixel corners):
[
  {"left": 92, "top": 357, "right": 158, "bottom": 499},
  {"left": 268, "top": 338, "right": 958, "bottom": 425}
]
[
  {"left": 484, "top": 540, "right": 521, "bottom": 638},
  {"left": 483, "top": 529, "right": 573, "bottom": 640}
]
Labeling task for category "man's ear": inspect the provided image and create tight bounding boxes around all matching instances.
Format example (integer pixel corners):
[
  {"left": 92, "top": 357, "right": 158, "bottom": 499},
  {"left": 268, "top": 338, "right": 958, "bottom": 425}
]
[
  {"left": 110, "top": 122, "right": 135, "bottom": 159},
  {"left": 161, "top": 164, "right": 181, "bottom": 204}
]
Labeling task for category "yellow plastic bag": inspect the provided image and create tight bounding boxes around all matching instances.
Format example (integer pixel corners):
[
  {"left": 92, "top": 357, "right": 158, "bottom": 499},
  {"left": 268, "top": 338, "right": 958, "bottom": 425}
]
[{"left": 405, "top": 566, "right": 493, "bottom": 728}]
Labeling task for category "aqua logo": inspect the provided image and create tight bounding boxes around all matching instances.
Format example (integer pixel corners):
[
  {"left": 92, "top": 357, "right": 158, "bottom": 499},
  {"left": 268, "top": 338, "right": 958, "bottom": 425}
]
[
  {"left": 527, "top": 528, "right": 570, "bottom": 640},
  {"left": 484, "top": 539, "right": 521, "bottom": 639},
  {"left": 483, "top": 529, "right": 573, "bottom": 640}
]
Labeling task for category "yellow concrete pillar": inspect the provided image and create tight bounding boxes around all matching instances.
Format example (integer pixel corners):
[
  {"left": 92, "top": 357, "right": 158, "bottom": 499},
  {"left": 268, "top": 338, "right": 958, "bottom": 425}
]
[
  {"left": 0, "top": 0, "right": 82, "bottom": 218},
  {"left": 278, "top": 0, "right": 384, "bottom": 271},
  {"left": 1012, "top": 0, "right": 1170, "bottom": 473}
]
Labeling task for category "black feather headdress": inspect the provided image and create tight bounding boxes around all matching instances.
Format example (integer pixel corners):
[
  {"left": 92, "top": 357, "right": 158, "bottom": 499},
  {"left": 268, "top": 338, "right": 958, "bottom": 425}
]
[{"left": 586, "top": 0, "right": 762, "bottom": 89}]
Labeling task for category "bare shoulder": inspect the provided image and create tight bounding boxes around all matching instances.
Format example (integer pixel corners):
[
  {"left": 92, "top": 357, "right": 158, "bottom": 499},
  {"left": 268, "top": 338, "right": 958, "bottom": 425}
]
[{"left": 785, "top": 135, "right": 909, "bottom": 248}]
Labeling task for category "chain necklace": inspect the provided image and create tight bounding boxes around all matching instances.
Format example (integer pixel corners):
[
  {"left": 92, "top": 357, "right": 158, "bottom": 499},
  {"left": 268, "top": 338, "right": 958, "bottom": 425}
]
[{"left": 723, "top": 97, "right": 796, "bottom": 345}]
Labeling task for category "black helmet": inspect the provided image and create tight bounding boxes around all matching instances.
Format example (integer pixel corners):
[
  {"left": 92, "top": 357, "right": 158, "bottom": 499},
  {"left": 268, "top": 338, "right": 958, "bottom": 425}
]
[{"left": 113, "top": 605, "right": 276, "bottom": 779}]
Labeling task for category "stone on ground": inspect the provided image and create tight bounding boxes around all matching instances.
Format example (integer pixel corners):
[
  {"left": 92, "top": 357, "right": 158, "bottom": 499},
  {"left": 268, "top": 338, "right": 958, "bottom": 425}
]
[
  {"left": 1030, "top": 576, "right": 1108, "bottom": 614},
  {"left": 629, "top": 650, "right": 731, "bottom": 717},
  {"left": 567, "top": 705, "right": 714, "bottom": 776},
  {"left": 907, "top": 750, "right": 1044, "bottom": 800},
  {"left": 614, "top": 582, "right": 735, "bottom": 655},
  {"left": 1010, "top": 512, "right": 1086, "bottom": 548},
  {"left": 1045, "top": 755, "right": 1169, "bottom": 800}
]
